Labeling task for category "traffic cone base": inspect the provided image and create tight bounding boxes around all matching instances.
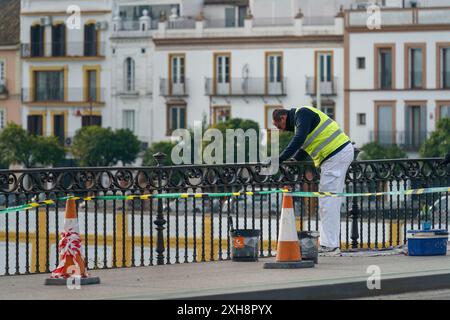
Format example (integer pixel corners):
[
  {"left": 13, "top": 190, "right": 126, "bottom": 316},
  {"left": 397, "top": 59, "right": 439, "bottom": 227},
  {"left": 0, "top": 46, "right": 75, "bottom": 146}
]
[
  {"left": 263, "top": 192, "right": 314, "bottom": 269},
  {"left": 45, "top": 198, "right": 100, "bottom": 286}
]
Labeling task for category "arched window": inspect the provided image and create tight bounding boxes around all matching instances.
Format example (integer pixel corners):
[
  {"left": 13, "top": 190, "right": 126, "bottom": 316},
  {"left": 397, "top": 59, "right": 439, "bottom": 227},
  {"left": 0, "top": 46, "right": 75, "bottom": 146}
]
[{"left": 125, "top": 57, "right": 135, "bottom": 92}]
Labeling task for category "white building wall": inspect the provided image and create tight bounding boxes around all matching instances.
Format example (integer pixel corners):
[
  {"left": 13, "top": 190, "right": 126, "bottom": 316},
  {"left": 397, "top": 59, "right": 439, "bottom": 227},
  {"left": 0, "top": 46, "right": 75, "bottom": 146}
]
[
  {"left": 348, "top": 30, "right": 450, "bottom": 149},
  {"left": 153, "top": 44, "right": 344, "bottom": 143}
]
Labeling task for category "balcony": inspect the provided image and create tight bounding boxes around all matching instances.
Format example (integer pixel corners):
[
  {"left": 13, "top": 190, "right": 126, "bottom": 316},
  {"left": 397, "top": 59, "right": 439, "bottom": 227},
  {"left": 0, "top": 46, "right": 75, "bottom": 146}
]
[
  {"left": 347, "top": 7, "right": 450, "bottom": 28},
  {"left": 204, "top": 78, "right": 287, "bottom": 96},
  {"left": 21, "top": 88, "right": 106, "bottom": 106},
  {"left": 252, "top": 17, "right": 294, "bottom": 27},
  {"left": 0, "top": 79, "right": 8, "bottom": 98},
  {"left": 306, "top": 77, "right": 338, "bottom": 96},
  {"left": 21, "top": 42, "right": 106, "bottom": 59},
  {"left": 369, "top": 131, "right": 431, "bottom": 151},
  {"left": 167, "top": 18, "right": 196, "bottom": 30},
  {"left": 159, "top": 79, "right": 189, "bottom": 97}
]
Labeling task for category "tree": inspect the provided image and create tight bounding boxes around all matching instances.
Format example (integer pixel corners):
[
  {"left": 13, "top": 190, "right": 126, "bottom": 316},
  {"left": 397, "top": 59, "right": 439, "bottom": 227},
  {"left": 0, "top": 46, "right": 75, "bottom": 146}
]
[
  {"left": 360, "top": 142, "right": 407, "bottom": 160},
  {"left": 32, "top": 136, "right": 65, "bottom": 167},
  {"left": 71, "top": 126, "right": 117, "bottom": 166},
  {"left": 212, "top": 118, "right": 260, "bottom": 163},
  {"left": 142, "top": 141, "right": 176, "bottom": 166},
  {"left": 0, "top": 123, "right": 65, "bottom": 168},
  {"left": 420, "top": 118, "right": 450, "bottom": 158},
  {"left": 113, "top": 129, "right": 141, "bottom": 165}
]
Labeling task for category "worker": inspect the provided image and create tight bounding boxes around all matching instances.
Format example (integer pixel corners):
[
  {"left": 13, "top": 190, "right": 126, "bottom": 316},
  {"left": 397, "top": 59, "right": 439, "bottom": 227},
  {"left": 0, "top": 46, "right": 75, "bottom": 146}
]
[{"left": 269, "top": 106, "right": 354, "bottom": 256}]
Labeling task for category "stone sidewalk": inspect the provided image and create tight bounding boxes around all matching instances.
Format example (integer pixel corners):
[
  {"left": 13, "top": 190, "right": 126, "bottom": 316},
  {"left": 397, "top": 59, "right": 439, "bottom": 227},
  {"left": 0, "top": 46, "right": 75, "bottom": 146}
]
[{"left": 2, "top": 254, "right": 450, "bottom": 300}]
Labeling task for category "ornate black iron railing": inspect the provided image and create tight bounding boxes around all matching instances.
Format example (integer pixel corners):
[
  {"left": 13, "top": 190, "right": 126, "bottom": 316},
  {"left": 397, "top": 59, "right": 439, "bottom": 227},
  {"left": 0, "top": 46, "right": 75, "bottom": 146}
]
[{"left": 0, "top": 155, "right": 448, "bottom": 276}]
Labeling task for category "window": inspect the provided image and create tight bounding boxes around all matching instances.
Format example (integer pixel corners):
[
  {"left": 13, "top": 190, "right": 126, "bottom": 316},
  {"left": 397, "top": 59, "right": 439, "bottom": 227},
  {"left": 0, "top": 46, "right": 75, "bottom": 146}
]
[
  {"left": 317, "top": 52, "right": 332, "bottom": 82},
  {"left": 167, "top": 104, "right": 186, "bottom": 134},
  {"left": 212, "top": 106, "right": 231, "bottom": 125},
  {"left": 375, "top": 102, "right": 395, "bottom": 145},
  {"left": 214, "top": 53, "right": 231, "bottom": 95},
  {"left": 266, "top": 52, "right": 283, "bottom": 94},
  {"left": 30, "top": 24, "right": 45, "bottom": 57},
  {"left": 169, "top": 54, "right": 185, "bottom": 95},
  {"left": 84, "top": 66, "right": 100, "bottom": 102},
  {"left": 123, "top": 110, "right": 135, "bottom": 132},
  {"left": 0, "top": 109, "right": 5, "bottom": 129},
  {"left": 82, "top": 114, "right": 102, "bottom": 127},
  {"left": 357, "top": 57, "right": 366, "bottom": 69},
  {"left": 87, "top": 70, "right": 98, "bottom": 101},
  {"left": 357, "top": 113, "right": 366, "bottom": 125},
  {"left": 440, "top": 105, "right": 450, "bottom": 119},
  {"left": 84, "top": 23, "right": 97, "bottom": 56},
  {"left": 406, "top": 44, "right": 426, "bottom": 89},
  {"left": 238, "top": 6, "right": 247, "bottom": 27},
  {"left": 27, "top": 114, "right": 44, "bottom": 136},
  {"left": 377, "top": 47, "right": 393, "bottom": 89},
  {"left": 405, "top": 102, "right": 427, "bottom": 150},
  {"left": 225, "top": 7, "right": 236, "bottom": 27},
  {"left": 52, "top": 113, "right": 65, "bottom": 144},
  {"left": 34, "top": 71, "right": 64, "bottom": 101},
  {"left": 51, "top": 23, "right": 66, "bottom": 57},
  {"left": 438, "top": 45, "right": 450, "bottom": 89},
  {"left": 320, "top": 106, "right": 335, "bottom": 120},
  {"left": 125, "top": 57, "right": 135, "bottom": 92},
  {"left": 0, "top": 59, "right": 5, "bottom": 81}
]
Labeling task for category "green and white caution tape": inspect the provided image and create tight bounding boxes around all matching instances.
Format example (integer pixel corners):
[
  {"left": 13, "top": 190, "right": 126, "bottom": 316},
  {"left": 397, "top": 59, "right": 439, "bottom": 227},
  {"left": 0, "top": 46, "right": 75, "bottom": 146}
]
[{"left": 0, "top": 186, "right": 448, "bottom": 215}]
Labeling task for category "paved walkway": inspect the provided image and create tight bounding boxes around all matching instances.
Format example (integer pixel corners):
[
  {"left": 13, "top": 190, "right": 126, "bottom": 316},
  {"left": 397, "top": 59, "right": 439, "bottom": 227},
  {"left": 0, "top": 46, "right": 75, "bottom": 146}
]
[{"left": 2, "top": 252, "right": 450, "bottom": 300}]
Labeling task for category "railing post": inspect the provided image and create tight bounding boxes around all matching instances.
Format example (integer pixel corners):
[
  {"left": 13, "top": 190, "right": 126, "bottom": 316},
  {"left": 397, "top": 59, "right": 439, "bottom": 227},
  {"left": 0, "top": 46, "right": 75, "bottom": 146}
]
[
  {"left": 350, "top": 164, "right": 359, "bottom": 249},
  {"left": 154, "top": 152, "right": 167, "bottom": 265}
]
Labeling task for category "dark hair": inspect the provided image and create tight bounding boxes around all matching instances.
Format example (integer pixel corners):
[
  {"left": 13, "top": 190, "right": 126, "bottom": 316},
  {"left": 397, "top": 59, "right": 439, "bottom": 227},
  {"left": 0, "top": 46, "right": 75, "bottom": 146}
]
[{"left": 272, "top": 109, "right": 289, "bottom": 122}]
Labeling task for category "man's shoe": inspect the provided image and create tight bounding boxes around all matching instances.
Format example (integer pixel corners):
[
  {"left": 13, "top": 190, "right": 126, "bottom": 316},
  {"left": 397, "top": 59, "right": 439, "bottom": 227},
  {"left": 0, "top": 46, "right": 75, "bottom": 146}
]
[{"left": 318, "top": 246, "right": 341, "bottom": 257}]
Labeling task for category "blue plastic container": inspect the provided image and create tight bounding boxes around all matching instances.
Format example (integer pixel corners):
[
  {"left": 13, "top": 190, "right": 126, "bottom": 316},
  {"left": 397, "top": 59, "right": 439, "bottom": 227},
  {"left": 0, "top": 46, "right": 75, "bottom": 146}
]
[{"left": 407, "top": 229, "right": 449, "bottom": 256}]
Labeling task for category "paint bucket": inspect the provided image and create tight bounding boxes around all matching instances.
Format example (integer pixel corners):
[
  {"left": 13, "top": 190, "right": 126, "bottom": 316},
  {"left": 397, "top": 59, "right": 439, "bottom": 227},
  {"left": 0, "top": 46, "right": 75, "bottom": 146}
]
[
  {"left": 407, "top": 229, "right": 448, "bottom": 256},
  {"left": 298, "top": 231, "right": 319, "bottom": 264},
  {"left": 229, "top": 217, "right": 260, "bottom": 262}
]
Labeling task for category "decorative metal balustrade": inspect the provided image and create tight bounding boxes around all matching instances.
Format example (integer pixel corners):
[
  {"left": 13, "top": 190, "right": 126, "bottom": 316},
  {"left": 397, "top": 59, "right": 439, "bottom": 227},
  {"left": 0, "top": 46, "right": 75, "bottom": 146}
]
[{"left": 0, "top": 155, "right": 448, "bottom": 276}]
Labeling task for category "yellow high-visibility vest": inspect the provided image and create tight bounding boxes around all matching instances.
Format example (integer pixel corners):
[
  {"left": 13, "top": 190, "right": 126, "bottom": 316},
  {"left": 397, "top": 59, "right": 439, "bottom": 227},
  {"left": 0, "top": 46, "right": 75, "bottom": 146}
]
[{"left": 294, "top": 106, "right": 350, "bottom": 167}]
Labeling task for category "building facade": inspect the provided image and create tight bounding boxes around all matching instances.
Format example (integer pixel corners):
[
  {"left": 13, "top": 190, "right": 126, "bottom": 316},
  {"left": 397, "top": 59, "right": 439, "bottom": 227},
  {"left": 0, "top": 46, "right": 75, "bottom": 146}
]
[
  {"left": 12, "top": 0, "right": 450, "bottom": 158},
  {"left": 345, "top": 6, "right": 450, "bottom": 155},
  {"left": 0, "top": 0, "right": 21, "bottom": 129},
  {"left": 20, "top": 0, "right": 113, "bottom": 147}
]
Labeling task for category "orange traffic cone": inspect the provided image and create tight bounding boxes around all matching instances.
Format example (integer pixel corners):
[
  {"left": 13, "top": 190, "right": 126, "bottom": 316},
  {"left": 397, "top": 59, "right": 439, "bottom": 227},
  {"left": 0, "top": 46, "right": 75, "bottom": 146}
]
[
  {"left": 264, "top": 192, "right": 314, "bottom": 269},
  {"left": 45, "top": 198, "right": 100, "bottom": 285}
]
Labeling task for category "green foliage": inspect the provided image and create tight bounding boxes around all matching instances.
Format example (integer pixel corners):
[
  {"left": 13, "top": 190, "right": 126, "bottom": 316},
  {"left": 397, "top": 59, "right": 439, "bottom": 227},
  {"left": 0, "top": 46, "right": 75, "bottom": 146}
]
[
  {"left": 113, "top": 129, "right": 141, "bottom": 165},
  {"left": 32, "top": 136, "right": 66, "bottom": 167},
  {"left": 360, "top": 142, "right": 407, "bottom": 160},
  {"left": 0, "top": 123, "right": 65, "bottom": 168},
  {"left": 420, "top": 118, "right": 450, "bottom": 157},
  {"left": 72, "top": 126, "right": 140, "bottom": 167},
  {"left": 212, "top": 118, "right": 260, "bottom": 163},
  {"left": 142, "top": 141, "right": 176, "bottom": 166}
]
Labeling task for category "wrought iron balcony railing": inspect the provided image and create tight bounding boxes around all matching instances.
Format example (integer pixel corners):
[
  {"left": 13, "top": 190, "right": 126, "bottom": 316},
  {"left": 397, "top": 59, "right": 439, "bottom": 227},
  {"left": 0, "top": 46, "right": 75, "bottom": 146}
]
[
  {"left": 159, "top": 79, "right": 189, "bottom": 97},
  {"left": 21, "top": 88, "right": 106, "bottom": 104},
  {"left": 305, "top": 77, "right": 338, "bottom": 96},
  {"left": 0, "top": 156, "right": 448, "bottom": 276},
  {"left": 205, "top": 77, "right": 287, "bottom": 96},
  {"left": 21, "top": 41, "right": 106, "bottom": 58}
]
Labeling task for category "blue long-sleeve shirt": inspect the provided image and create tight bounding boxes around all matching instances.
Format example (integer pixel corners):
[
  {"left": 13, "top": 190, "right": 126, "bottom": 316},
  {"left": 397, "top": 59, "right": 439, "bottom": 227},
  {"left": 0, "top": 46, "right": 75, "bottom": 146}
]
[{"left": 279, "top": 108, "right": 350, "bottom": 164}]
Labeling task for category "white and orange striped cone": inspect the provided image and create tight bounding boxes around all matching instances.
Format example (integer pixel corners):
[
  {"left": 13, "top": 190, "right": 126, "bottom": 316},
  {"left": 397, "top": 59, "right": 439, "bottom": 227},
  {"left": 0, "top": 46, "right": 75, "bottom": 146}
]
[
  {"left": 264, "top": 191, "right": 314, "bottom": 269},
  {"left": 45, "top": 199, "right": 100, "bottom": 285}
]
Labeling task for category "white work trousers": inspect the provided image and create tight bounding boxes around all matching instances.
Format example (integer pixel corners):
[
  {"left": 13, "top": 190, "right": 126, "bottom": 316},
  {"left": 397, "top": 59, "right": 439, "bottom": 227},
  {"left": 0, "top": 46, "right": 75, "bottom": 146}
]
[{"left": 318, "top": 143, "right": 354, "bottom": 248}]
